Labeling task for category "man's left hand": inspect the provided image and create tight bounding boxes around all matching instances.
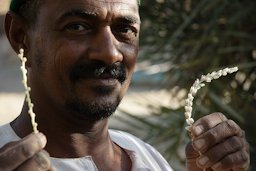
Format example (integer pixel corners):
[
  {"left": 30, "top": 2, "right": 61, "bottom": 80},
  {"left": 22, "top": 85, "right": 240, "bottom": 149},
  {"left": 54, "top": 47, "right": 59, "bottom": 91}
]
[{"left": 185, "top": 112, "right": 250, "bottom": 171}]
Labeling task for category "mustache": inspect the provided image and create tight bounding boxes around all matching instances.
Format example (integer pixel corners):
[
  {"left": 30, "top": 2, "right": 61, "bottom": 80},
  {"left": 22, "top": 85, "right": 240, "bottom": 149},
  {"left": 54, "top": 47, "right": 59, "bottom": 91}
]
[{"left": 70, "top": 62, "right": 127, "bottom": 83}]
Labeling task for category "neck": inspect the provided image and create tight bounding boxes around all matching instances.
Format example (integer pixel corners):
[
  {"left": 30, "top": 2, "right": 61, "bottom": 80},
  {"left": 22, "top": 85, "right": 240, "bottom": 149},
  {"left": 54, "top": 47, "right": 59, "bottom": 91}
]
[
  {"left": 12, "top": 99, "right": 132, "bottom": 171},
  {"left": 11, "top": 99, "right": 112, "bottom": 158}
]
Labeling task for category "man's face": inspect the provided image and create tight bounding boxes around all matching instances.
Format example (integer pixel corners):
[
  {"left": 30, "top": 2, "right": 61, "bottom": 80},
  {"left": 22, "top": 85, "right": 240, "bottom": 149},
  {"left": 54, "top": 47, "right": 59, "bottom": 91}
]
[{"left": 27, "top": 0, "right": 140, "bottom": 121}]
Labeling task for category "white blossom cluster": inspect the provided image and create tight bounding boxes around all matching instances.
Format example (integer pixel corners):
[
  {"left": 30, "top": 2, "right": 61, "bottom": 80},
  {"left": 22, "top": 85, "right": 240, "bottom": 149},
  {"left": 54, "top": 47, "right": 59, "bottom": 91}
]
[
  {"left": 185, "top": 67, "right": 239, "bottom": 131},
  {"left": 18, "top": 49, "right": 39, "bottom": 133}
]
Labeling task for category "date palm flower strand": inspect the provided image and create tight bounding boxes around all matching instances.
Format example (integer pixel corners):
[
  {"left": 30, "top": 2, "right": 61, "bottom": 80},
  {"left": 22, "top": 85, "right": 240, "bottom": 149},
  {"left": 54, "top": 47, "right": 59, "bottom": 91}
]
[
  {"left": 184, "top": 66, "right": 239, "bottom": 131},
  {"left": 18, "top": 48, "right": 39, "bottom": 133}
]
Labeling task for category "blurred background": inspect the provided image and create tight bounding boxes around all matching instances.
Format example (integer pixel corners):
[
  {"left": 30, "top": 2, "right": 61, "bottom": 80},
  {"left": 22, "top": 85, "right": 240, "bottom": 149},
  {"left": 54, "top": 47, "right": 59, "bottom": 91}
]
[{"left": 0, "top": 0, "right": 255, "bottom": 170}]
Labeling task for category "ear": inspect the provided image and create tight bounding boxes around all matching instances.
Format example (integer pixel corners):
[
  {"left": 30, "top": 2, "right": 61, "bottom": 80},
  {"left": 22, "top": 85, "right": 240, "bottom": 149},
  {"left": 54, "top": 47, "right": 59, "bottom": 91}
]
[{"left": 5, "top": 12, "right": 31, "bottom": 67}]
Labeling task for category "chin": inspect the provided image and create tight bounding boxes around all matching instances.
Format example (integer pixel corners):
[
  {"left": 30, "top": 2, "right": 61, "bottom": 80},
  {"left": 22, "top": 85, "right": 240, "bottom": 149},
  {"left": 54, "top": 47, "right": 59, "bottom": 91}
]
[{"left": 64, "top": 94, "right": 121, "bottom": 122}]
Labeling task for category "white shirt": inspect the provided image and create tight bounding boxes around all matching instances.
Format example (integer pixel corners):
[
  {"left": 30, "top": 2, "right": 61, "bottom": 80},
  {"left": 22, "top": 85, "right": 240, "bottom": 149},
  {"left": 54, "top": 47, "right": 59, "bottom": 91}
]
[{"left": 0, "top": 124, "right": 173, "bottom": 171}]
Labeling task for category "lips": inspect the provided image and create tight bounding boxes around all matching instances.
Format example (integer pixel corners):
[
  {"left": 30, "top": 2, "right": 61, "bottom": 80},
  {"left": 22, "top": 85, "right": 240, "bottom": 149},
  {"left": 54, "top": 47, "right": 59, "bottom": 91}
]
[{"left": 86, "top": 77, "right": 119, "bottom": 87}]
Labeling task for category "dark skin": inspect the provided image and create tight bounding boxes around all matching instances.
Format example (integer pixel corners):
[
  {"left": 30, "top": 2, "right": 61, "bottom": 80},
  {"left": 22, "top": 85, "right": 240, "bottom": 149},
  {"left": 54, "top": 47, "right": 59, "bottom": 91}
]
[
  {"left": 2, "top": 0, "right": 249, "bottom": 170},
  {"left": 186, "top": 113, "right": 249, "bottom": 171}
]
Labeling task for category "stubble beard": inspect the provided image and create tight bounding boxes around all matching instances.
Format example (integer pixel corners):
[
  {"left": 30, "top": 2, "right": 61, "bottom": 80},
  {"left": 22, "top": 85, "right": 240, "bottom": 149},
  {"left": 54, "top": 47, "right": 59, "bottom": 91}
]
[
  {"left": 65, "top": 61, "right": 127, "bottom": 122},
  {"left": 64, "top": 95, "right": 121, "bottom": 122},
  {"left": 31, "top": 42, "right": 128, "bottom": 123}
]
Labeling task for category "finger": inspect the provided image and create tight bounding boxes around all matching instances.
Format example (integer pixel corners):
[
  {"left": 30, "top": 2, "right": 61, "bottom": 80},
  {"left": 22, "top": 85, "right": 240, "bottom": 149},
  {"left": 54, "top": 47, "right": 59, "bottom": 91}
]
[
  {"left": 16, "top": 150, "right": 55, "bottom": 171},
  {"left": 185, "top": 141, "right": 200, "bottom": 159},
  {"left": 0, "top": 141, "right": 18, "bottom": 153},
  {"left": 185, "top": 142, "right": 204, "bottom": 171},
  {"left": 191, "top": 112, "right": 227, "bottom": 137},
  {"left": 240, "top": 131, "right": 250, "bottom": 154},
  {"left": 0, "top": 133, "right": 47, "bottom": 170},
  {"left": 211, "top": 148, "right": 249, "bottom": 171},
  {"left": 192, "top": 120, "right": 243, "bottom": 153},
  {"left": 196, "top": 136, "right": 246, "bottom": 169}
]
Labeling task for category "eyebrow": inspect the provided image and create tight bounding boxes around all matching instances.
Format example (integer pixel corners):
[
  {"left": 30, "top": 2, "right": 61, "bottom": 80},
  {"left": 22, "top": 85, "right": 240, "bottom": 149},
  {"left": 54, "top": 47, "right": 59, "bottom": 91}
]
[
  {"left": 118, "top": 15, "right": 141, "bottom": 25},
  {"left": 57, "top": 9, "right": 141, "bottom": 24},
  {"left": 57, "top": 9, "right": 98, "bottom": 23}
]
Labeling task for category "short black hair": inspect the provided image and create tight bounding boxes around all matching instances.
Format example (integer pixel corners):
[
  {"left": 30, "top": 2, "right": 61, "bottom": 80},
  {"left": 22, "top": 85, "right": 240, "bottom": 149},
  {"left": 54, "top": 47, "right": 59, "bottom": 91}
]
[
  {"left": 10, "top": 0, "right": 26, "bottom": 12},
  {"left": 9, "top": 0, "right": 42, "bottom": 24}
]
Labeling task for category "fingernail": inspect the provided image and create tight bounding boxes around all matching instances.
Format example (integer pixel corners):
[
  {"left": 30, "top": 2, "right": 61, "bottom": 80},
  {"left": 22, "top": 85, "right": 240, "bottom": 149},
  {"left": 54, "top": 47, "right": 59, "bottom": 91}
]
[
  {"left": 35, "top": 151, "right": 51, "bottom": 169},
  {"left": 198, "top": 156, "right": 209, "bottom": 166},
  {"left": 194, "top": 138, "right": 205, "bottom": 150},
  {"left": 212, "top": 162, "right": 221, "bottom": 170},
  {"left": 37, "top": 133, "right": 47, "bottom": 148},
  {"left": 194, "top": 125, "right": 204, "bottom": 136}
]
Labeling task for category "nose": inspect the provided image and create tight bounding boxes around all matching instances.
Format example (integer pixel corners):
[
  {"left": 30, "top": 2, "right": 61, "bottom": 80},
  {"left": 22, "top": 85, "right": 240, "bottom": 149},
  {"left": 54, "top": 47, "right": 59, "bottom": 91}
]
[{"left": 88, "top": 27, "right": 123, "bottom": 65}]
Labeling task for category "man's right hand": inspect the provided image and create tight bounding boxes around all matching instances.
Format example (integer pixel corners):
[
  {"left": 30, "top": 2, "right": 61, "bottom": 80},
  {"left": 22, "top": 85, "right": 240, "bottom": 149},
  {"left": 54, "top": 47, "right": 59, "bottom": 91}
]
[{"left": 0, "top": 133, "right": 54, "bottom": 171}]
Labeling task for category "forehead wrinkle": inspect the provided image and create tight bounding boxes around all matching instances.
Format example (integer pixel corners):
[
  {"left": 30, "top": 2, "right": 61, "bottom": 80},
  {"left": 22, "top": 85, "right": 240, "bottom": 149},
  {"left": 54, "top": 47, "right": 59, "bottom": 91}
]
[
  {"left": 56, "top": 2, "right": 140, "bottom": 24},
  {"left": 87, "top": 0, "right": 139, "bottom": 13},
  {"left": 85, "top": 0, "right": 138, "bottom": 9},
  {"left": 89, "top": 0, "right": 138, "bottom": 5},
  {"left": 66, "top": 9, "right": 98, "bottom": 17},
  {"left": 87, "top": 0, "right": 140, "bottom": 23}
]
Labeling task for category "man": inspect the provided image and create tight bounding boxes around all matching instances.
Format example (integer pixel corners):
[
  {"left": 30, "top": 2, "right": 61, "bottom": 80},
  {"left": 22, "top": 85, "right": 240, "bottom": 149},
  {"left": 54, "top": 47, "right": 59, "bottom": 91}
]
[{"left": 0, "top": 0, "right": 249, "bottom": 170}]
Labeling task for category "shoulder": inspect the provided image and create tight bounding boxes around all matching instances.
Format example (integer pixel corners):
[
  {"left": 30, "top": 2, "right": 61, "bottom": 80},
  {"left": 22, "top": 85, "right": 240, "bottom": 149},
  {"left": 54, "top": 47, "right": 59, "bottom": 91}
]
[
  {"left": 109, "top": 129, "right": 173, "bottom": 171},
  {"left": 109, "top": 129, "right": 148, "bottom": 149},
  {"left": 109, "top": 129, "right": 163, "bottom": 157}
]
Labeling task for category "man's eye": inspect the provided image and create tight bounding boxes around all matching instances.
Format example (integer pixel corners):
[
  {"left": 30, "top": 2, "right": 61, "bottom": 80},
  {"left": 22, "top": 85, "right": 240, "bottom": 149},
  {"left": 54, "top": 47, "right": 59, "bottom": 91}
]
[
  {"left": 65, "top": 23, "right": 91, "bottom": 33},
  {"left": 120, "top": 27, "right": 137, "bottom": 36},
  {"left": 120, "top": 27, "right": 133, "bottom": 33},
  {"left": 113, "top": 25, "right": 138, "bottom": 40}
]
